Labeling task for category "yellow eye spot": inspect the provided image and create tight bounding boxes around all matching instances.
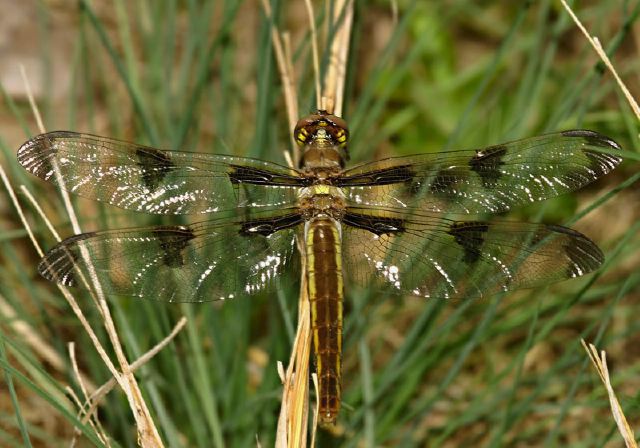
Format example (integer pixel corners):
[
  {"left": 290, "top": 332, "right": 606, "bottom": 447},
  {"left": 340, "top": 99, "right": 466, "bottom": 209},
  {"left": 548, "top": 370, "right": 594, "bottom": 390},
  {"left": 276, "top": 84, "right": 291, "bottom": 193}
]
[{"left": 318, "top": 121, "right": 327, "bottom": 127}]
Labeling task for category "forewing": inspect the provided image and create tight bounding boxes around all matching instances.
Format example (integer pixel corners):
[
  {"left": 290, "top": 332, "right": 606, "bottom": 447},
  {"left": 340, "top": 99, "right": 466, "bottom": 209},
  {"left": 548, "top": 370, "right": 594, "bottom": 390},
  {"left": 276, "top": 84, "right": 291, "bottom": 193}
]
[
  {"left": 18, "top": 131, "right": 305, "bottom": 214},
  {"left": 343, "top": 208, "right": 603, "bottom": 299},
  {"left": 38, "top": 209, "right": 303, "bottom": 302},
  {"left": 338, "top": 130, "right": 621, "bottom": 214}
]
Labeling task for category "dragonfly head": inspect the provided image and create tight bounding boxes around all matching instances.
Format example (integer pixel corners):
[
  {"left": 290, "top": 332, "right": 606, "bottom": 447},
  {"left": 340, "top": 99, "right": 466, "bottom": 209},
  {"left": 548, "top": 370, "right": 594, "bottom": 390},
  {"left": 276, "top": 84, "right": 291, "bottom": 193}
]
[{"left": 294, "top": 110, "right": 349, "bottom": 170}]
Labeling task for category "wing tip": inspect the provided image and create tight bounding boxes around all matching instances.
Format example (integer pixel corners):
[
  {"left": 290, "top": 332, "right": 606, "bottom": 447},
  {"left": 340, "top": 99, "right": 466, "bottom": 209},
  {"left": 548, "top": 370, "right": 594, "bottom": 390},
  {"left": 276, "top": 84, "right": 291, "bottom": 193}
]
[
  {"left": 17, "top": 131, "right": 80, "bottom": 172},
  {"left": 37, "top": 232, "right": 98, "bottom": 286},
  {"left": 560, "top": 129, "right": 623, "bottom": 176},
  {"left": 561, "top": 129, "right": 623, "bottom": 151},
  {"left": 544, "top": 223, "right": 604, "bottom": 273},
  {"left": 38, "top": 256, "right": 75, "bottom": 286}
]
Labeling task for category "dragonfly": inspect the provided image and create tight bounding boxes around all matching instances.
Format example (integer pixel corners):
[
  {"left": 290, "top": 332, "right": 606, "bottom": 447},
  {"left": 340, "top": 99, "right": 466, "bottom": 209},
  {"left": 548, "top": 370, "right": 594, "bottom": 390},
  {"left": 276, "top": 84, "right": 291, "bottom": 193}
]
[{"left": 17, "top": 111, "right": 621, "bottom": 425}]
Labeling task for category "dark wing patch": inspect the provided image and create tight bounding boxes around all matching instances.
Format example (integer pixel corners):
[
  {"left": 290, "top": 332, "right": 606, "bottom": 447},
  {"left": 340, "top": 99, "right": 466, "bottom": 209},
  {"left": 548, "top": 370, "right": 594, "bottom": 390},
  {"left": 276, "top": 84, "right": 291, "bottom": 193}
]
[
  {"left": 342, "top": 212, "right": 405, "bottom": 236},
  {"left": 136, "top": 147, "right": 175, "bottom": 191},
  {"left": 447, "top": 221, "right": 490, "bottom": 264},
  {"left": 468, "top": 145, "right": 507, "bottom": 188},
  {"left": 239, "top": 213, "right": 304, "bottom": 236},
  {"left": 153, "top": 226, "right": 196, "bottom": 267}
]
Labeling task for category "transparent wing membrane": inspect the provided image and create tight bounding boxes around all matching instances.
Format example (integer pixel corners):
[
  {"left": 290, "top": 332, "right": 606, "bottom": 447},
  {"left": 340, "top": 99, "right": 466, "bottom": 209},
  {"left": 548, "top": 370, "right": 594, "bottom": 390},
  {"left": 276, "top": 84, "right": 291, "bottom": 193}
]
[
  {"left": 339, "top": 130, "right": 621, "bottom": 214},
  {"left": 38, "top": 208, "right": 302, "bottom": 302},
  {"left": 18, "top": 131, "right": 304, "bottom": 215},
  {"left": 343, "top": 208, "right": 604, "bottom": 299}
]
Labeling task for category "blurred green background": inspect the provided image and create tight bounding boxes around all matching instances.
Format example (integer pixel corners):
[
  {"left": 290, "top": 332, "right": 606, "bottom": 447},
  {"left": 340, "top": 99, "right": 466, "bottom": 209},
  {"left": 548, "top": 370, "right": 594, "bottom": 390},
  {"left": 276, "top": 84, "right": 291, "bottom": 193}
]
[{"left": 0, "top": 1, "right": 638, "bottom": 447}]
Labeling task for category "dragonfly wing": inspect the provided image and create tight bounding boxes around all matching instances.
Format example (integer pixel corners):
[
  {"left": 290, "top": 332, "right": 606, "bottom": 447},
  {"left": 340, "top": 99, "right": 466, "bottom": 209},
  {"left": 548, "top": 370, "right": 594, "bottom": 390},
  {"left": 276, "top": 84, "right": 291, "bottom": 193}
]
[
  {"left": 38, "top": 208, "right": 303, "bottom": 302},
  {"left": 342, "top": 207, "right": 603, "bottom": 299},
  {"left": 18, "top": 131, "right": 305, "bottom": 214},
  {"left": 339, "top": 130, "right": 621, "bottom": 214}
]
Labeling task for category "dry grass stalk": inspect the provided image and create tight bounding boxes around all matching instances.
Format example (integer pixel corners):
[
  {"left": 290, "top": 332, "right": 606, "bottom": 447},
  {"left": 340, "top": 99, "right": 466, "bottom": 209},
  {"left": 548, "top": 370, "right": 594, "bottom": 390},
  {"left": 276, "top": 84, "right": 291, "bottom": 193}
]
[
  {"left": 581, "top": 340, "right": 638, "bottom": 448},
  {"left": 560, "top": 0, "right": 640, "bottom": 122},
  {"left": 304, "top": 0, "right": 322, "bottom": 110},
  {"left": 323, "top": 0, "right": 353, "bottom": 116}
]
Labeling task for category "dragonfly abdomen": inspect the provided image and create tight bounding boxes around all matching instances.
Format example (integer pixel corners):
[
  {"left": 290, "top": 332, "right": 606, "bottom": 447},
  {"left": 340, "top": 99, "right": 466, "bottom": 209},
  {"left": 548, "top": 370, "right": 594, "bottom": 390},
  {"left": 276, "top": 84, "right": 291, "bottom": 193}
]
[{"left": 305, "top": 218, "right": 344, "bottom": 425}]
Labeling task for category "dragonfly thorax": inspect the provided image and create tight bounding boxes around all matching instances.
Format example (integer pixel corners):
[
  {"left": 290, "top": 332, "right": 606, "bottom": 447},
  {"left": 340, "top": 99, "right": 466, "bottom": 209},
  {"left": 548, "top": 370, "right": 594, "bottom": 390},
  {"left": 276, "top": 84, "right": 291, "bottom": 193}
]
[{"left": 299, "top": 185, "right": 346, "bottom": 220}]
